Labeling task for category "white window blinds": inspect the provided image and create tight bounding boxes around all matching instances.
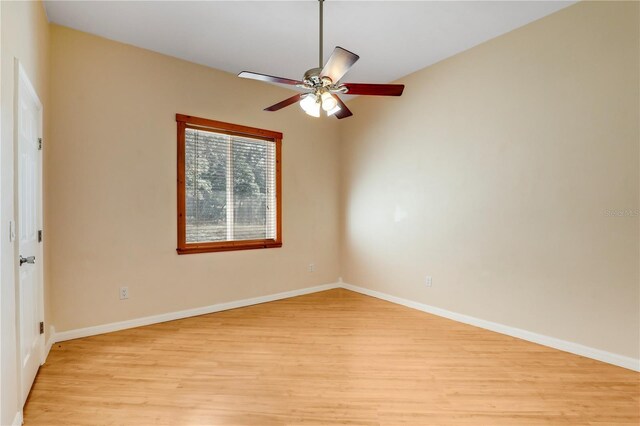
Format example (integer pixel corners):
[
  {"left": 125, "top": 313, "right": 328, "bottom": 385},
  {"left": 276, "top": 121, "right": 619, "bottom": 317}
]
[{"left": 185, "top": 127, "right": 277, "bottom": 243}]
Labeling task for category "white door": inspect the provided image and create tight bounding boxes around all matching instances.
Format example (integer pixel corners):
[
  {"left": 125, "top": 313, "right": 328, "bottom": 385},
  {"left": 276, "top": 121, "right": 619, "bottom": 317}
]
[{"left": 17, "top": 64, "right": 44, "bottom": 406}]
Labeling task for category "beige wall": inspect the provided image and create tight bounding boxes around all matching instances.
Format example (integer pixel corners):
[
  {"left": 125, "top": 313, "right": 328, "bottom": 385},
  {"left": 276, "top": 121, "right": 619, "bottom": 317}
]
[
  {"left": 339, "top": 1, "right": 639, "bottom": 360},
  {"left": 48, "top": 25, "right": 341, "bottom": 333},
  {"left": 1, "top": 1, "right": 50, "bottom": 424}
]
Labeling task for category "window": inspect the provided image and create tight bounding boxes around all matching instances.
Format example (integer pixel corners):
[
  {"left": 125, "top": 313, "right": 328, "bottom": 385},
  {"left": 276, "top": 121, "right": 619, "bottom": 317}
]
[{"left": 176, "top": 114, "right": 282, "bottom": 254}]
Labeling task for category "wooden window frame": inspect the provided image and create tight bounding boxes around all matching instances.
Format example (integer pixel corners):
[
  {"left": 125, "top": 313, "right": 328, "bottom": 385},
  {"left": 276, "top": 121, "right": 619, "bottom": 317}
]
[{"left": 176, "top": 114, "right": 282, "bottom": 254}]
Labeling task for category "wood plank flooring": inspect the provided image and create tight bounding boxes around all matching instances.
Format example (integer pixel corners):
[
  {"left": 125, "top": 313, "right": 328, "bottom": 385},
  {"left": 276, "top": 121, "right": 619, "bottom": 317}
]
[{"left": 24, "top": 289, "right": 639, "bottom": 425}]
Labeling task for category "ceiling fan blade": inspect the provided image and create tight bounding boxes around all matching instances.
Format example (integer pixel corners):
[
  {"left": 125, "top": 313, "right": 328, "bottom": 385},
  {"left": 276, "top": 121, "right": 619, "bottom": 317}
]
[
  {"left": 264, "top": 93, "right": 304, "bottom": 112},
  {"left": 320, "top": 47, "right": 360, "bottom": 83},
  {"left": 238, "top": 71, "right": 302, "bottom": 86},
  {"left": 332, "top": 95, "right": 353, "bottom": 119},
  {"left": 342, "top": 83, "right": 405, "bottom": 96}
]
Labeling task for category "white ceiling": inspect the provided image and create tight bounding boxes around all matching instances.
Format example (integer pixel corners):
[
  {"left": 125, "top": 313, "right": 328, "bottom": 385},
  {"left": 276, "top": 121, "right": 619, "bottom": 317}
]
[{"left": 44, "top": 1, "right": 575, "bottom": 86}]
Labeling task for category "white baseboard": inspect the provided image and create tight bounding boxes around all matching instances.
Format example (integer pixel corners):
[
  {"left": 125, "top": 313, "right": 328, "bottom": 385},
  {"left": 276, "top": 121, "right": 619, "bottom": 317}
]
[
  {"left": 43, "top": 325, "right": 56, "bottom": 364},
  {"left": 12, "top": 411, "right": 23, "bottom": 426},
  {"left": 54, "top": 282, "right": 340, "bottom": 343},
  {"left": 341, "top": 282, "right": 640, "bottom": 372},
  {"left": 49, "top": 280, "right": 639, "bottom": 372}
]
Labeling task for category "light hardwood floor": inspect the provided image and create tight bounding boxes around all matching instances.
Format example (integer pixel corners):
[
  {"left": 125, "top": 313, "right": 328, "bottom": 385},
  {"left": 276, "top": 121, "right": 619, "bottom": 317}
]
[{"left": 24, "top": 289, "right": 639, "bottom": 425}]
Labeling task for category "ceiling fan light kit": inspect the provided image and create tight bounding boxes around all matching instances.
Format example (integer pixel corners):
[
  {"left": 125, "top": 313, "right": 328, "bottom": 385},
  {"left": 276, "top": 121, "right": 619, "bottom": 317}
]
[{"left": 238, "top": 0, "right": 404, "bottom": 119}]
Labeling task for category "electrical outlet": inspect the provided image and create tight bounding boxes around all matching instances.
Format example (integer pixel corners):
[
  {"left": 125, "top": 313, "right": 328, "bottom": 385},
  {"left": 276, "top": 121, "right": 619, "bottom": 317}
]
[
  {"left": 308, "top": 263, "right": 315, "bottom": 273},
  {"left": 425, "top": 276, "right": 432, "bottom": 287},
  {"left": 119, "top": 286, "right": 129, "bottom": 300}
]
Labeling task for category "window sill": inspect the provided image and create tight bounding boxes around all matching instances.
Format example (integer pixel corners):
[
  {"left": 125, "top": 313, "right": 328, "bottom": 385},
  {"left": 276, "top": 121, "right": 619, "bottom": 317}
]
[{"left": 176, "top": 240, "right": 282, "bottom": 255}]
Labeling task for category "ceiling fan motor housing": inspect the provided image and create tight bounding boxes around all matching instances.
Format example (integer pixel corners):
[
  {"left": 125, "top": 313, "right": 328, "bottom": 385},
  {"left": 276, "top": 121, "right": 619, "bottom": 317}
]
[
  {"left": 302, "top": 68, "right": 347, "bottom": 96},
  {"left": 303, "top": 67, "right": 334, "bottom": 88}
]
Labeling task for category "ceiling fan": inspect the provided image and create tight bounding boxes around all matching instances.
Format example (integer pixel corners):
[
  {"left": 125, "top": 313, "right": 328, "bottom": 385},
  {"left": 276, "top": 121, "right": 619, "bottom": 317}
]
[{"left": 238, "top": 0, "right": 404, "bottom": 119}]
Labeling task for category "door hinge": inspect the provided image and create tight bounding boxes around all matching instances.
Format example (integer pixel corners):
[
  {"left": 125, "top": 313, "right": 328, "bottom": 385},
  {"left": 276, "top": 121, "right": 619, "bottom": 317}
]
[
  {"left": 38, "top": 230, "right": 43, "bottom": 243},
  {"left": 39, "top": 322, "right": 44, "bottom": 335},
  {"left": 37, "top": 138, "right": 42, "bottom": 150}
]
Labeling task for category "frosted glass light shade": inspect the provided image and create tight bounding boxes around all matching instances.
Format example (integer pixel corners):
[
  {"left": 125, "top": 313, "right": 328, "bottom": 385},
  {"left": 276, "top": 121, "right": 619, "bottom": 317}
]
[
  {"left": 321, "top": 92, "right": 338, "bottom": 111},
  {"left": 300, "top": 94, "right": 320, "bottom": 117},
  {"left": 326, "top": 104, "right": 342, "bottom": 116}
]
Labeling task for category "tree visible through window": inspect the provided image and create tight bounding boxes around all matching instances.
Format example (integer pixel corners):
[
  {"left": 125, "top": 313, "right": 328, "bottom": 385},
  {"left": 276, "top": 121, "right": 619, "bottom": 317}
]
[{"left": 176, "top": 114, "right": 282, "bottom": 254}]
